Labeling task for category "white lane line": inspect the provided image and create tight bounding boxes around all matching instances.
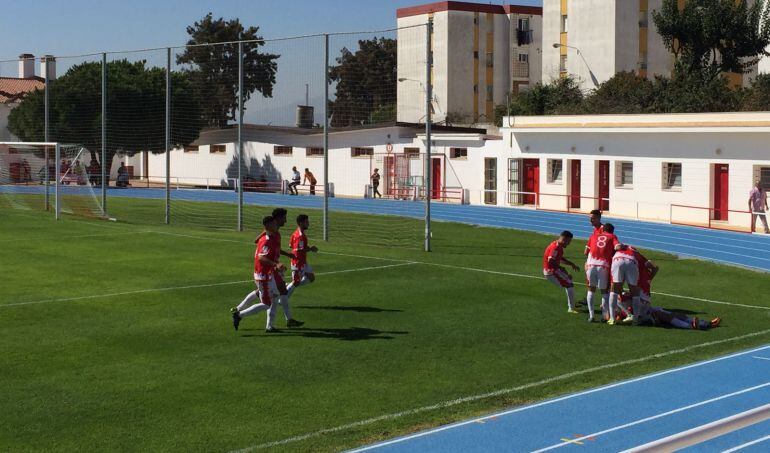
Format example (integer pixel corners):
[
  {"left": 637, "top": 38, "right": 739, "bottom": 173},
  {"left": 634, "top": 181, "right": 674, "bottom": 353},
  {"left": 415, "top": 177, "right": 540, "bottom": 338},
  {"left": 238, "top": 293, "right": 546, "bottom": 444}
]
[
  {"left": 0, "top": 230, "right": 152, "bottom": 242},
  {"left": 752, "top": 356, "right": 770, "bottom": 361},
  {"left": 533, "top": 383, "right": 770, "bottom": 452},
  {"left": 0, "top": 262, "right": 417, "bottom": 308},
  {"left": 722, "top": 434, "right": 770, "bottom": 453},
  {"left": 231, "top": 342, "right": 770, "bottom": 452}
]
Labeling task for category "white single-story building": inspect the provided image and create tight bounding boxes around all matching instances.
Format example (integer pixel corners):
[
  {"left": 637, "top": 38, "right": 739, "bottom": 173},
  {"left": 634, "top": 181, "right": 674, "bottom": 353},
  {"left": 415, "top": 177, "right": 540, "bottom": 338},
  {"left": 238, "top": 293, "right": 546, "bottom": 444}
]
[{"left": 119, "top": 111, "right": 770, "bottom": 233}]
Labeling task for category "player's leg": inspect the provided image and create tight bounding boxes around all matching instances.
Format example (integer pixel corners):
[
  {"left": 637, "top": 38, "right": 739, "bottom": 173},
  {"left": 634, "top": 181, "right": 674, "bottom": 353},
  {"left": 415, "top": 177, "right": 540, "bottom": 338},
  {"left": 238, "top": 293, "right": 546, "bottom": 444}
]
[
  {"left": 585, "top": 266, "right": 597, "bottom": 321},
  {"left": 276, "top": 273, "right": 304, "bottom": 328},
  {"left": 608, "top": 261, "right": 625, "bottom": 325},
  {"left": 232, "top": 281, "right": 272, "bottom": 331},
  {"left": 552, "top": 269, "right": 577, "bottom": 313},
  {"left": 265, "top": 279, "right": 281, "bottom": 332},
  {"left": 234, "top": 289, "right": 258, "bottom": 311}
]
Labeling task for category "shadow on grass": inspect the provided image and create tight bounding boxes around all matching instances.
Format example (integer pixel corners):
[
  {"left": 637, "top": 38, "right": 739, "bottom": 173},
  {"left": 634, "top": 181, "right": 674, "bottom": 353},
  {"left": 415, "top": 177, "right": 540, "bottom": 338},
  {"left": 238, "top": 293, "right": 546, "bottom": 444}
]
[
  {"left": 242, "top": 326, "right": 408, "bottom": 341},
  {"left": 295, "top": 305, "right": 403, "bottom": 313}
]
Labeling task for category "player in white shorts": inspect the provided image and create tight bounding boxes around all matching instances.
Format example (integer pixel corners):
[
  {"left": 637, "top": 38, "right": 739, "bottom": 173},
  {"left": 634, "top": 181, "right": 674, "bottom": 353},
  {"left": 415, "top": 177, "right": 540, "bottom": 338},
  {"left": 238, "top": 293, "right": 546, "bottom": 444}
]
[
  {"left": 585, "top": 222, "right": 620, "bottom": 322},
  {"left": 608, "top": 244, "right": 640, "bottom": 325}
]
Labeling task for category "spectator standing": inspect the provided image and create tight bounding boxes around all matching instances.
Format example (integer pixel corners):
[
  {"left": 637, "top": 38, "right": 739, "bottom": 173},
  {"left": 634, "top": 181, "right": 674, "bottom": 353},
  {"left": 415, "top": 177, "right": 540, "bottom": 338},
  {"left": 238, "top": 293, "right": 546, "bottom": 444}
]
[
  {"left": 303, "top": 168, "right": 317, "bottom": 195},
  {"left": 371, "top": 168, "right": 382, "bottom": 198},
  {"left": 749, "top": 180, "right": 769, "bottom": 234}
]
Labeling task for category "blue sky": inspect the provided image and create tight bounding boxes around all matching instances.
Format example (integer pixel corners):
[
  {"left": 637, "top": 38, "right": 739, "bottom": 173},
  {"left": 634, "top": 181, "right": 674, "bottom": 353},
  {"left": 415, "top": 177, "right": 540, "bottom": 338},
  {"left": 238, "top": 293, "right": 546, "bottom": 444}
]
[{"left": 1, "top": 0, "right": 541, "bottom": 59}]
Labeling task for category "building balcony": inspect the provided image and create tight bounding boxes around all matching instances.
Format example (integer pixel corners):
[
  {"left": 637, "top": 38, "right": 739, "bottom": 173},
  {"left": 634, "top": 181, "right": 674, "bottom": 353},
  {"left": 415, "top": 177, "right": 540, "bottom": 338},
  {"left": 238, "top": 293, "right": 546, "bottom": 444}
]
[
  {"left": 512, "top": 61, "right": 529, "bottom": 78},
  {"left": 516, "top": 29, "right": 533, "bottom": 46}
]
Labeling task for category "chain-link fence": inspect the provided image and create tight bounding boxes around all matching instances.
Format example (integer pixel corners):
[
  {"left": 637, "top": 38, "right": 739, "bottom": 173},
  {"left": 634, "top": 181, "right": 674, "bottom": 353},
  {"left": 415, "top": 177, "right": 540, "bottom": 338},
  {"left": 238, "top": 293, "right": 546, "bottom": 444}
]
[{"left": 0, "top": 23, "right": 437, "bottom": 249}]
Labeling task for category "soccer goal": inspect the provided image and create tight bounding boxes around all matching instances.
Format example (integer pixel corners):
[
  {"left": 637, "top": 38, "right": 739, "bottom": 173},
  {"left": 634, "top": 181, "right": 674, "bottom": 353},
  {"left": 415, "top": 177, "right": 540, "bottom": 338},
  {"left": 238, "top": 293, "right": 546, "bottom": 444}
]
[{"left": 0, "top": 142, "right": 106, "bottom": 220}]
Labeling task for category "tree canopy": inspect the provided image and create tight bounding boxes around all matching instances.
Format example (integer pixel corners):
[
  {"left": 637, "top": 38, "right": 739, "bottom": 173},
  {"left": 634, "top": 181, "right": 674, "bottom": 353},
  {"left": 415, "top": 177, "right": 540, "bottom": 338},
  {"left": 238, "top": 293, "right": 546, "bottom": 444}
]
[
  {"left": 328, "top": 37, "right": 397, "bottom": 127},
  {"left": 176, "top": 13, "right": 279, "bottom": 128}
]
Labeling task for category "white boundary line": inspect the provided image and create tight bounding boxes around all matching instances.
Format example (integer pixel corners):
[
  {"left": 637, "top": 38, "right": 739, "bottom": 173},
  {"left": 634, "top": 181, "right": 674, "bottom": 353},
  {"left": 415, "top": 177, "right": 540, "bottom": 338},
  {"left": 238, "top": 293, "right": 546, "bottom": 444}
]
[
  {"left": 722, "top": 434, "right": 770, "bottom": 452},
  {"left": 0, "top": 230, "right": 152, "bottom": 242},
  {"left": 0, "top": 262, "right": 417, "bottom": 308},
  {"left": 534, "top": 384, "right": 770, "bottom": 452},
  {"left": 752, "top": 356, "right": 770, "bottom": 361},
  {"left": 232, "top": 342, "right": 770, "bottom": 453}
]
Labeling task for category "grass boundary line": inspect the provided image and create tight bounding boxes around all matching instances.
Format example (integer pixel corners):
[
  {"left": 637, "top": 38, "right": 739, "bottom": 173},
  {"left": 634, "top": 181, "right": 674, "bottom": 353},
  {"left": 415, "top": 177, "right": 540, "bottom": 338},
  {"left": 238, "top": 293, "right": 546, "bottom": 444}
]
[
  {"left": 0, "top": 262, "right": 418, "bottom": 308},
  {"left": 232, "top": 336, "right": 770, "bottom": 452}
]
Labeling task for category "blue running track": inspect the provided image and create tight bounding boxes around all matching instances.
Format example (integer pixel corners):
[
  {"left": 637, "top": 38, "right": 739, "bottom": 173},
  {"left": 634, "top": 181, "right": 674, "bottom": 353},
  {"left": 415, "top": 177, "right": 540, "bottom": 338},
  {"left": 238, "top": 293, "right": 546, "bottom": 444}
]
[{"left": 352, "top": 346, "right": 770, "bottom": 452}]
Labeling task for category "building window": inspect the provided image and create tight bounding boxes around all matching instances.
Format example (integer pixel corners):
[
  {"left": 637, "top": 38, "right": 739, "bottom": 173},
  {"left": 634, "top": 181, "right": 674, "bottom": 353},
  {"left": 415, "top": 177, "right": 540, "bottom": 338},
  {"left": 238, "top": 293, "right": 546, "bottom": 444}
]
[
  {"left": 351, "top": 147, "right": 373, "bottom": 158},
  {"left": 559, "top": 55, "right": 568, "bottom": 73},
  {"left": 184, "top": 145, "right": 199, "bottom": 153},
  {"left": 508, "top": 158, "right": 522, "bottom": 205},
  {"left": 547, "top": 159, "right": 563, "bottom": 184},
  {"left": 473, "top": 51, "right": 479, "bottom": 59},
  {"left": 474, "top": 16, "right": 479, "bottom": 25},
  {"left": 616, "top": 161, "right": 633, "bottom": 187},
  {"left": 518, "top": 18, "right": 530, "bottom": 31},
  {"left": 473, "top": 84, "right": 479, "bottom": 93},
  {"left": 306, "top": 147, "right": 324, "bottom": 157},
  {"left": 210, "top": 144, "right": 226, "bottom": 154},
  {"left": 518, "top": 53, "right": 529, "bottom": 63},
  {"left": 404, "top": 147, "right": 420, "bottom": 159},
  {"left": 662, "top": 162, "right": 682, "bottom": 190},
  {"left": 486, "top": 52, "right": 494, "bottom": 68},
  {"left": 450, "top": 148, "right": 468, "bottom": 159},
  {"left": 274, "top": 146, "right": 293, "bottom": 156},
  {"left": 560, "top": 15, "right": 568, "bottom": 33},
  {"left": 753, "top": 166, "right": 770, "bottom": 190},
  {"left": 639, "top": 10, "right": 648, "bottom": 27},
  {"left": 486, "top": 85, "right": 494, "bottom": 102},
  {"left": 638, "top": 52, "right": 648, "bottom": 70}
]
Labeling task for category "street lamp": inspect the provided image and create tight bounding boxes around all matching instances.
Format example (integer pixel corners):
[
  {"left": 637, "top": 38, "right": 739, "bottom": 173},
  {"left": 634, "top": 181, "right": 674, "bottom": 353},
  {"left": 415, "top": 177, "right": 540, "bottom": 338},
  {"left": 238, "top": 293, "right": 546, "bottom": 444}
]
[
  {"left": 397, "top": 77, "right": 437, "bottom": 120},
  {"left": 552, "top": 43, "right": 599, "bottom": 87}
]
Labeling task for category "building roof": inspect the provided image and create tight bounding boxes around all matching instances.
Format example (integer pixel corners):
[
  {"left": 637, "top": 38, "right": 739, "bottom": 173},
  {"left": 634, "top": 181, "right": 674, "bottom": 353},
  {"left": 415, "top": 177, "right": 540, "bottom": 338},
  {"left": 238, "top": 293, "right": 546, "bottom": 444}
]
[
  {"left": 204, "top": 121, "right": 486, "bottom": 136},
  {"left": 397, "top": 1, "right": 542, "bottom": 19},
  {"left": 0, "top": 76, "right": 45, "bottom": 104}
]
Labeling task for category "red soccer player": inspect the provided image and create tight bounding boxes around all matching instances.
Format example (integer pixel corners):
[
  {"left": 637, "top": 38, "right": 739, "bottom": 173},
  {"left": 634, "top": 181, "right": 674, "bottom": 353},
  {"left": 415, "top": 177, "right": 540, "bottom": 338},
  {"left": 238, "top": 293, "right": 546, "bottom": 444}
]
[
  {"left": 543, "top": 231, "right": 581, "bottom": 313},
  {"left": 585, "top": 222, "right": 620, "bottom": 322},
  {"left": 231, "top": 215, "right": 285, "bottom": 332},
  {"left": 269, "top": 208, "right": 303, "bottom": 329},
  {"left": 608, "top": 243, "right": 645, "bottom": 325},
  {"left": 287, "top": 214, "right": 318, "bottom": 298}
]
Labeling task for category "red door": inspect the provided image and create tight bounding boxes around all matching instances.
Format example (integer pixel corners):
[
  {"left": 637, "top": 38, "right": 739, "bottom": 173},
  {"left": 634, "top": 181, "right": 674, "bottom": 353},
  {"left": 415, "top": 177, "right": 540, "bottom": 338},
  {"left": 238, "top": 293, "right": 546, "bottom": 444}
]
[
  {"left": 598, "top": 160, "right": 610, "bottom": 211},
  {"left": 570, "top": 160, "right": 581, "bottom": 209},
  {"left": 523, "top": 158, "right": 540, "bottom": 205},
  {"left": 713, "top": 164, "right": 729, "bottom": 221},
  {"left": 431, "top": 158, "right": 441, "bottom": 200}
]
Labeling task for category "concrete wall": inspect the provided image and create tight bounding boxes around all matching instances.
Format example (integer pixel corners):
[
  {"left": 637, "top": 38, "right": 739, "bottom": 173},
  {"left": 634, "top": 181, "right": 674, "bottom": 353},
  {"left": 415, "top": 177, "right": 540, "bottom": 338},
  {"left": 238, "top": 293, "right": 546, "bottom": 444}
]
[
  {"left": 397, "top": 15, "right": 428, "bottom": 123},
  {"left": 541, "top": 0, "right": 562, "bottom": 83}
]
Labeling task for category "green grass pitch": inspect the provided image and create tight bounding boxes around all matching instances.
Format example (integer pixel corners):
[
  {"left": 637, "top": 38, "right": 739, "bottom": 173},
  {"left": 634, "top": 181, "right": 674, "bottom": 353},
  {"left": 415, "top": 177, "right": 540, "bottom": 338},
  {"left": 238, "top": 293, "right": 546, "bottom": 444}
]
[{"left": 1, "top": 199, "right": 769, "bottom": 452}]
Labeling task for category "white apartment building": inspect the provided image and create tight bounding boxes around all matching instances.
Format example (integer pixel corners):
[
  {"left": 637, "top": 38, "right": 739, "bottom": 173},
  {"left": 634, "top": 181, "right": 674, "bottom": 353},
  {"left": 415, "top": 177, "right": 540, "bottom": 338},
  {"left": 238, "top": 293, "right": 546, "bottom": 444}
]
[{"left": 396, "top": 1, "right": 543, "bottom": 125}]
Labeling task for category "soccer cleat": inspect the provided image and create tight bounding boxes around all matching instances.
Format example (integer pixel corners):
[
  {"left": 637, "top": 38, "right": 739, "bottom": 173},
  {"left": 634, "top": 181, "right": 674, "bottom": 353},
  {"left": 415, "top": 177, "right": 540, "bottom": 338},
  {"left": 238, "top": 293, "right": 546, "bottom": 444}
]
[
  {"left": 587, "top": 316, "right": 595, "bottom": 323},
  {"left": 286, "top": 319, "right": 304, "bottom": 328},
  {"left": 622, "top": 315, "right": 635, "bottom": 324},
  {"left": 265, "top": 326, "right": 280, "bottom": 333},
  {"left": 710, "top": 317, "right": 721, "bottom": 328},
  {"left": 567, "top": 309, "right": 579, "bottom": 314},
  {"left": 607, "top": 318, "right": 616, "bottom": 326},
  {"left": 232, "top": 310, "right": 241, "bottom": 331}
]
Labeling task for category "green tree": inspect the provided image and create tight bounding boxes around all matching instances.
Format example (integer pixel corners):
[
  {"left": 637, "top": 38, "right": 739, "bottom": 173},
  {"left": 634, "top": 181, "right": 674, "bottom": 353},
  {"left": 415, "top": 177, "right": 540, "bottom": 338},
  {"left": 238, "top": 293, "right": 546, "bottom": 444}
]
[
  {"left": 653, "top": 0, "right": 770, "bottom": 80},
  {"left": 329, "top": 37, "right": 397, "bottom": 127},
  {"left": 8, "top": 60, "right": 202, "bottom": 177},
  {"left": 494, "top": 77, "right": 584, "bottom": 125},
  {"left": 649, "top": 71, "right": 741, "bottom": 113},
  {"left": 176, "top": 13, "right": 279, "bottom": 128},
  {"left": 582, "top": 72, "right": 656, "bottom": 114},
  {"left": 742, "top": 73, "right": 770, "bottom": 110}
]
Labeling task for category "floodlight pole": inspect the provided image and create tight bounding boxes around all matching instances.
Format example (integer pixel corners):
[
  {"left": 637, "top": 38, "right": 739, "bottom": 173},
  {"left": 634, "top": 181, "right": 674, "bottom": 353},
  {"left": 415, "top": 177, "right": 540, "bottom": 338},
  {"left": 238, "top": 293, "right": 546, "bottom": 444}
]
[
  {"left": 424, "top": 19, "right": 433, "bottom": 252},
  {"left": 323, "top": 33, "right": 330, "bottom": 242},
  {"left": 44, "top": 58, "right": 50, "bottom": 211},
  {"left": 165, "top": 47, "right": 171, "bottom": 224},
  {"left": 237, "top": 41, "right": 244, "bottom": 232},
  {"left": 101, "top": 52, "right": 107, "bottom": 217}
]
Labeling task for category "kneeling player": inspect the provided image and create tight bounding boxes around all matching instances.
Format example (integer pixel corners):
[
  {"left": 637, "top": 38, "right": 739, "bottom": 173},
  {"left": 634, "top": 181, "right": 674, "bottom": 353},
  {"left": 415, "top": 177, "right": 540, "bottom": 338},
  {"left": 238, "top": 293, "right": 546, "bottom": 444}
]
[
  {"left": 287, "top": 214, "right": 318, "bottom": 297},
  {"left": 231, "top": 215, "right": 284, "bottom": 332},
  {"left": 543, "top": 231, "right": 581, "bottom": 313}
]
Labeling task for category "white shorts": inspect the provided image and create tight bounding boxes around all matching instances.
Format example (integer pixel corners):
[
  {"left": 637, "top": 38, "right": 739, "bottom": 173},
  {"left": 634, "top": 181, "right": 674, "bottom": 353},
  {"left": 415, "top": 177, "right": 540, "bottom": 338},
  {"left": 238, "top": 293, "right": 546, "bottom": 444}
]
[
  {"left": 254, "top": 277, "right": 279, "bottom": 306},
  {"left": 611, "top": 258, "right": 639, "bottom": 286},
  {"left": 586, "top": 266, "right": 610, "bottom": 289},
  {"left": 544, "top": 268, "right": 572, "bottom": 288},
  {"left": 291, "top": 263, "right": 314, "bottom": 284}
]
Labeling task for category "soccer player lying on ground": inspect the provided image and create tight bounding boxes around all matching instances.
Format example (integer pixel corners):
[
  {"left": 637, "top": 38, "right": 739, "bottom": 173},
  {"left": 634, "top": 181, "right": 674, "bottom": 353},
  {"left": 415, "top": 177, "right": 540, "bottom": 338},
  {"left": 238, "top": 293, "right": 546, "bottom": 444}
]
[
  {"left": 543, "top": 231, "right": 581, "bottom": 313},
  {"left": 585, "top": 221, "right": 620, "bottom": 322},
  {"left": 269, "top": 208, "right": 304, "bottom": 329},
  {"left": 286, "top": 214, "right": 318, "bottom": 297},
  {"left": 231, "top": 216, "right": 284, "bottom": 332},
  {"left": 619, "top": 293, "right": 721, "bottom": 330}
]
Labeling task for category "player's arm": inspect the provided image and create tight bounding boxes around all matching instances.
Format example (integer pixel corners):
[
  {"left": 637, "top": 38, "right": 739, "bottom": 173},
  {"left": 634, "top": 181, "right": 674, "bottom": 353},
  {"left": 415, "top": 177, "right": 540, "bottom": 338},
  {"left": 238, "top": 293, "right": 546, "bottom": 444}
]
[
  {"left": 646, "top": 260, "right": 659, "bottom": 280},
  {"left": 259, "top": 254, "right": 286, "bottom": 271},
  {"left": 561, "top": 257, "right": 580, "bottom": 272},
  {"left": 583, "top": 244, "right": 590, "bottom": 256},
  {"left": 280, "top": 249, "right": 296, "bottom": 259}
]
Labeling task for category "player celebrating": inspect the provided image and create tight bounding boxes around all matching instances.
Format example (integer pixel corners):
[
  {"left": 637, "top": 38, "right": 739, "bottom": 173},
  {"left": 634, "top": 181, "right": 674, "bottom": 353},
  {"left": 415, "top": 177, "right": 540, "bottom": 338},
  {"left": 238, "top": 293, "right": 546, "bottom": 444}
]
[
  {"left": 269, "top": 208, "right": 304, "bottom": 329},
  {"left": 286, "top": 214, "right": 318, "bottom": 297},
  {"left": 584, "top": 222, "right": 620, "bottom": 322},
  {"left": 231, "top": 216, "right": 284, "bottom": 332},
  {"left": 608, "top": 243, "right": 644, "bottom": 325},
  {"left": 543, "top": 231, "right": 581, "bottom": 313}
]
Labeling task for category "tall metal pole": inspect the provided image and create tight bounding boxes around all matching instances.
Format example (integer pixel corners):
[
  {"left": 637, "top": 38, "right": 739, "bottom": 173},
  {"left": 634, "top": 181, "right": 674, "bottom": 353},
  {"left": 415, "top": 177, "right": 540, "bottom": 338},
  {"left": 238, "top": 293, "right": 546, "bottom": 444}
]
[
  {"left": 424, "top": 20, "right": 433, "bottom": 252},
  {"left": 101, "top": 52, "right": 107, "bottom": 217},
  {"left": 323, "top": 34, "right": 330, "bottom": 242},
  {"left": 44, "top": 57, "right": 50, "bottom": 211},
  {"left": 237, "top": 41, "right": 244, "bottom": 232},
  {"left": 54, "top": 144, "right": 60, "bottom": 220},
  {"left": 165, "top": 48, "right": 171, "bottom": 224}
]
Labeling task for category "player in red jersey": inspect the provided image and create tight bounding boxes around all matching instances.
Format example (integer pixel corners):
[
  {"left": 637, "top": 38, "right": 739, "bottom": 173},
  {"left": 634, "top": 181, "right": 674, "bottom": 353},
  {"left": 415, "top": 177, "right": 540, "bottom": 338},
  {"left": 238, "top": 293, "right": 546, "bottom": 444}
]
[
  {"left": 584, "top": 222, "right": 620, "bottom": 322},
  {"left": 231, "top": 216, "right": 285, "bottom": 332},
  {"left": 580, "top": 210, "right": 608, "bottom": 315},
  {"left": 286, "top": 214, "right": 318, "bottom": 298},
  {"left": 608, "top": 243, "right": 643, "bottom": 325},
  {"left": 543, "top": 231, "right": 581, "bottom": 313},
  {"left": 269, "top": 208, "right": 303, "bottom": 329}
]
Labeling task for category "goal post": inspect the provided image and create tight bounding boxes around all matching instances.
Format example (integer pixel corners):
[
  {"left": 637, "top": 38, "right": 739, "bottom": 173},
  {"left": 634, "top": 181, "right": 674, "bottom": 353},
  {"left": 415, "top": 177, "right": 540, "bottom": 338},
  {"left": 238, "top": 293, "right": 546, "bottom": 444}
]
[{"left": 0, "top": 142, "right": 106, "bottom": 220}]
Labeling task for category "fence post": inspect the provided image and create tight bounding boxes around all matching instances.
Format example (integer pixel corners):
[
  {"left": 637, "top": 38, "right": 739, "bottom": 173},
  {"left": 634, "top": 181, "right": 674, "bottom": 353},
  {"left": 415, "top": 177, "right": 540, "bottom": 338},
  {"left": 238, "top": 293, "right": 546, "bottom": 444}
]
[
  {"left": 323, "top": 33, "right": 330, "bottom": 242},
  {"left": 101, "top": 52, "right": 107, "bottom": 217},
  {"left": 424, "top": 19, "right": 433, "bottom": 252},
  {"left": 44, "top": 57, "right": 50, "bottom": 212},
  {"left": 165, "top": 48, "right": 171, "bottom": 225},
  {"left": 237, "top": 41, "right": 244, "bottom": 232}
]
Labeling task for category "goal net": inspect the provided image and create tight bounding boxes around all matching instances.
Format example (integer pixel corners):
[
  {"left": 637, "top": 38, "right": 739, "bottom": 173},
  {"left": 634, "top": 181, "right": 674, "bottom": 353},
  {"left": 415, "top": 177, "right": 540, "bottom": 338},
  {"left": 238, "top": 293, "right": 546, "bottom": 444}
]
[{"left": 0, "top": 142, "right": 106, "bottom": 220}]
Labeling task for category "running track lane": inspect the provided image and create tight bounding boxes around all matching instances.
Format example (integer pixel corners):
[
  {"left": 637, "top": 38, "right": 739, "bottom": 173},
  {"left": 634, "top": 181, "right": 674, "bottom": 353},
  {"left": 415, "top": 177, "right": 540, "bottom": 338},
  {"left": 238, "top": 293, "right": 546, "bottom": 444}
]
[
  {"left": 350, "top": 345, "right": 770, "bottom": 452},
  {"left": 7, "top": 186, "right": 770, "bottom": 271}
]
